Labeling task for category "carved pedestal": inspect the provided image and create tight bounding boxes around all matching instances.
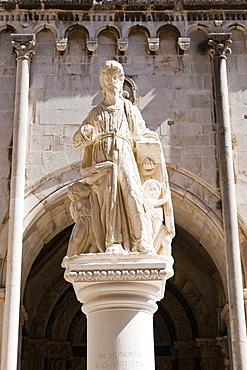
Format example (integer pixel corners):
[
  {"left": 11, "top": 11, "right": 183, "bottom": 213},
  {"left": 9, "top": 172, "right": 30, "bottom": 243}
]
[{"left": 62, "top": 253, "right": 173, "bottom": 370}]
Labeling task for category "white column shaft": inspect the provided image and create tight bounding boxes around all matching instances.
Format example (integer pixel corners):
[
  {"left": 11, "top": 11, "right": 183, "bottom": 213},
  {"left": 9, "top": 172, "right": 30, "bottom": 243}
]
[
  {"left": 1, "top": 57, "right": 30, "bottom": 370},
  {"left": 213, "top": 53, "right": 247, "bottom": 369},
  {"left": 87, "top": 304, "right": 156, "bottom": 369}
]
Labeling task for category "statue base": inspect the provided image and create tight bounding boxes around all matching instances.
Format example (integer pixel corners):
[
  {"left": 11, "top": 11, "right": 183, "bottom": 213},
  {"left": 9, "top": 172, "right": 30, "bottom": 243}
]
[{"left": 62, "top": 252, "right": 174, "bottom": 370}]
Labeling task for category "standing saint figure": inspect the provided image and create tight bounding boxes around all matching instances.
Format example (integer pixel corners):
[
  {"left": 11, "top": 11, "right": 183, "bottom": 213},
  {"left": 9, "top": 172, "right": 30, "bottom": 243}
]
[{"left": 73, "top": 60, "right": 175, "bottom": 254}]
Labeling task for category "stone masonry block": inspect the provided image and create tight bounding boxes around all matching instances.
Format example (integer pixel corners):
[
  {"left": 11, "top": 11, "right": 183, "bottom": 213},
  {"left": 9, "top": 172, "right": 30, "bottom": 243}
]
[
  {"left": 0, "top": 77, "right": 15, "bottom": 92},
  {"left": 0, "top": 93, "right": 15, "bottom": 110},
  {"left": 44, "top": 124, "right": 64, "bottom": 137},
  {"left": 187, "top": 91, "right": 212, "bottom": 109},
  {"left": 42, "top": 151, "right": 69, "bottom": 173},
  {"left": 181, "top": 156, "right": 202, "bottom": 175},
  {"left": 0, "top": 126, "right": 13, "bottom": 149}
]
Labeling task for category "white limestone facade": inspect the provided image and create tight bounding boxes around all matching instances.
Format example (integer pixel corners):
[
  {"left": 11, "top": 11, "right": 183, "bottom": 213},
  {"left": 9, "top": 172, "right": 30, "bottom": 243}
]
[{"left": 0, "top": 0, "right": 247, "bottom": 369}]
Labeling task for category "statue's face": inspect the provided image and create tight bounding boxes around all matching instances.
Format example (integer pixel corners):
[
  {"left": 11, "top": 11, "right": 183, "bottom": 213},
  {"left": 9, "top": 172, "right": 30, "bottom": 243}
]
[
  {"left": 146, "top": 183, "right": 161, "bottom": 200},
  {"left": 103, "top": 68, "right": 122, "bottom": 98}
]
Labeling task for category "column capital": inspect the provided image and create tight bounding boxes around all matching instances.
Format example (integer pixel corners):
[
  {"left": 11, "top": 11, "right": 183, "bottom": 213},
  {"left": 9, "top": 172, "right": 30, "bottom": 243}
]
[
  {"left": 11, "top": 34, "right": 36, "bottom": 61},
  {"left": 208, "top": 33, "right": 232, "bottom": 59}
]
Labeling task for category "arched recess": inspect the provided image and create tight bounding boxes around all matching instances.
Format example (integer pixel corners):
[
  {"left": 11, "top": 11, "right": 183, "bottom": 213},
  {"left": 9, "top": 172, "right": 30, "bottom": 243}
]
[
  {"left": 31, "top": 27, "right": 56, "bottom": 86},
  {"left": 157, "top": 25, "right": 181, "bottom": 55},
  {"left": 155, "top": 25, "right": 181, "bottom": 74},
  {"left": 21, "top": 220, "right": 227, "bottom": 369},
  {"left": 34, "top": 24, "right": 57, "bottom": 39},
  {"left": 95, "top": 24, "right": 120, "bottom": 39},
  {"left": 97, "top": 27, "right": 118, "bottom": 58},
  {"left": 227, "top": 23, "right": 247, "bottom": 55},
  {"left": 227, "top": 25, "right": 246, "bottom": 65},
  {"left": 65, "top": 25, "right": 88, "bottom": 57},
  {"left": 188, "top": 27, "right": 210, "bottom": 55},
  {"left": 128, "top": 25, "right": 150, "bottom": 58}
]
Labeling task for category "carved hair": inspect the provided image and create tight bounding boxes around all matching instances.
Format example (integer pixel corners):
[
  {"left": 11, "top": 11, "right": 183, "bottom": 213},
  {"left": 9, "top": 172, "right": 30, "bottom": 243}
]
[
  {"left": 99, "top": 60, "right": 125, "bottom": 99},
  {"left": 143, "top": 179, "right": 162, "bottom": 198},
  {"left": 68, "top": 182, "right": 90, "bottom": 197}
]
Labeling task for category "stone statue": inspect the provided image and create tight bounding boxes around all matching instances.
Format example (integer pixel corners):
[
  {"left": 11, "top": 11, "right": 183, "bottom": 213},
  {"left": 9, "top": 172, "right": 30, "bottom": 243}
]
[
  {"left": 66, "top": 182, "right": 96, "bottom": 256},
  {"left": 69, "top": 60, "right": 175, "bottom": 255},
  {"left": 143, "top": 179, "right": 172, "bottom": 256}
]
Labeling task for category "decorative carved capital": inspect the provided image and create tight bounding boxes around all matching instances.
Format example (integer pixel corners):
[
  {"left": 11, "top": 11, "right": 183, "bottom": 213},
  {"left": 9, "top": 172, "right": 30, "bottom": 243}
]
[
  {"left": 11, "top": 34, "right": 36, "bottom": 61},
  {"left": 86, "top": 38, "right": 98, "bottom": 53},
  {"left": 117, "top": 38, "right": 128, "bottom": 52},
  {"left": 56, "top": 38, "right": 68, "bottom": 53},
  {"left": 208, "top": 33, "right": 232, "bottom": 59},
  {"left": 148, "top": 38, "right": 159, "bottom": 52},
  {"left": 178, "top": 37, "right": 190, "bottom": 51}
]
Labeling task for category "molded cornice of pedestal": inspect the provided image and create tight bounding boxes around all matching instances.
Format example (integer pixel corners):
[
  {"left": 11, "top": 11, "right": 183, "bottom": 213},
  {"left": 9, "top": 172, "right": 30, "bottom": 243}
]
[
  {"left": 62, "top": 253, "right": 174, "bottom": 316},
  {"left": 11, "top": 34, "right": 36, "bottom": 61},
  {"left": 62, "top": 252, "right": 174, "bottom": 284}
]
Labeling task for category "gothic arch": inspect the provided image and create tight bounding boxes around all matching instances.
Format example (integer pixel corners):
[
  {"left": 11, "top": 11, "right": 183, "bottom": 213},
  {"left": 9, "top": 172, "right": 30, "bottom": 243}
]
[
  {"left": 187, "top": 24, "right": 210, "bottom": 38},
  {"left": 34, "top": 23, "right": 57, "bottom": 39},
  {"left": 0, "top": 24, "right": 17, "bottom": 34},
  {"left": 156, "top": 24, "right": 181, "bottom": 39},
  {"left": 127, "top": 24, "right": 150, "bottom": 39},
  {"left": 227, "top": 22, "right": 247, "bottom": 33},
  {"left": 65, "top": 24, "right": 89, "bottom": 39},
  {"left": 97, "top": 27, "right": 118, "bottom": 57},
  {"left": 95, "top": 24, "right": 120, "bottom": 39}
]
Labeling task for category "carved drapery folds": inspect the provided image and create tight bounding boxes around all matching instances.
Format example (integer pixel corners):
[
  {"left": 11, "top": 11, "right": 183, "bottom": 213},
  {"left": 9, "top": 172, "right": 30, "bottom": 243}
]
[
  {"left": 11, "top": 34, "right": 36, "bottom": 61},
  {"left": 208, "top": 33, "right": 232, "bottom": 59}
]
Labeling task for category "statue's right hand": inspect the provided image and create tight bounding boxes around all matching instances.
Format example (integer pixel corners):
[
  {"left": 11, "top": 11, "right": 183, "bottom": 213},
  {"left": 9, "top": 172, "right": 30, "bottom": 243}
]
[
  {"left": 73, "top": 125, "right": 95, "bottom": 148},
  {"left": 81, "top": 125, "right": 94, "bottom": 140}
]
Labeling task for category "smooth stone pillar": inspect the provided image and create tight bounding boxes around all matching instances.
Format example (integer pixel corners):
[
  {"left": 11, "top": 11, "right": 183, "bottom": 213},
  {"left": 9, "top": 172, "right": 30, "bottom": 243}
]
[
  {"left": 62, "top": 253, "right": 174, "bottom": 370},
  {"left": 0, "top": 34, "right": 36, "bottom": 370},
  {"left": 208, "top": 33, "right": 247, "bottom": 369}
]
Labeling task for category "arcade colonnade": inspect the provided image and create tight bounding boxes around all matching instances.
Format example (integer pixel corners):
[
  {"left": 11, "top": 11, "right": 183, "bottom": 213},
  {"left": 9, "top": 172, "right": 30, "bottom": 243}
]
[{"left": 0, "top": 9, "right": 247, "bottom": 370}]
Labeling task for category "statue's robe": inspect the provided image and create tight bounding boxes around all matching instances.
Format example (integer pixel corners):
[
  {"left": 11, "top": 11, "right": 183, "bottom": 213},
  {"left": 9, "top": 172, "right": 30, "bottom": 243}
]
[{"left": 74, "top": 98, "right": 175, "bottom": 253}]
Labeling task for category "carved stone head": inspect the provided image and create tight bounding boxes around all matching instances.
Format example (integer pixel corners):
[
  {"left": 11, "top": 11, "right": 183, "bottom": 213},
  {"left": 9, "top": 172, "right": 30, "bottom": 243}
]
[
  {"left": 99, "top": 60, "right": 125, "bottom": 99},
  {"left": 68, "top": 182, "right": 91, "bottom": 201}
]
